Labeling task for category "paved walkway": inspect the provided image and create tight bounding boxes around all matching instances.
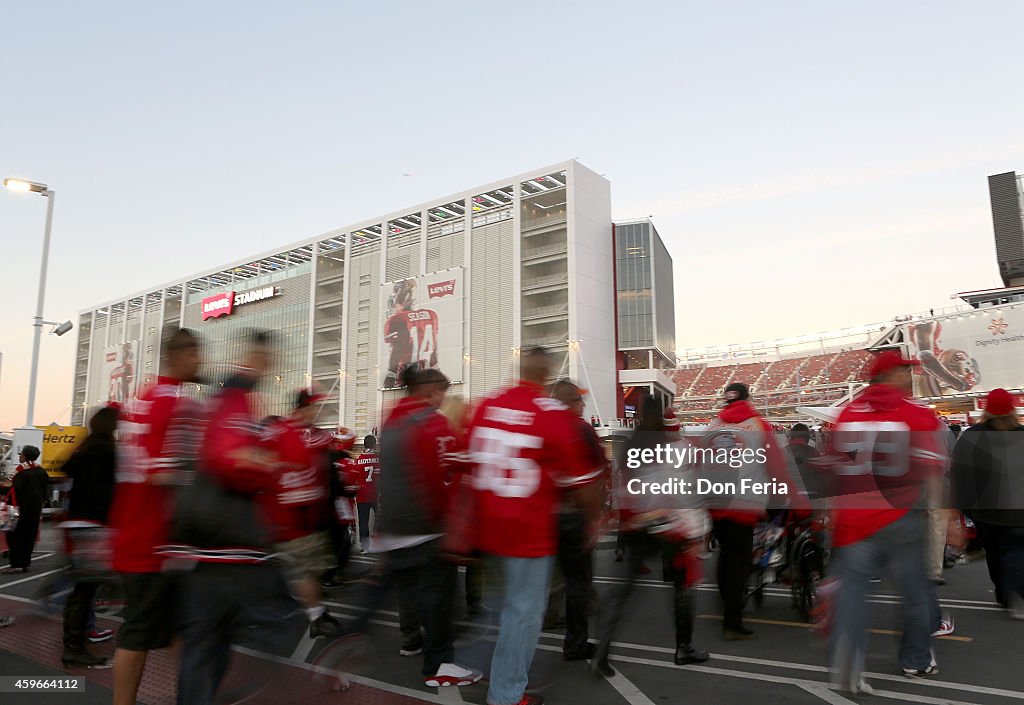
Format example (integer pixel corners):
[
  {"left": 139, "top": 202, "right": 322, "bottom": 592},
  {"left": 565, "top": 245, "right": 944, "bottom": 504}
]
[{"left": 1, "top": 527, "right": 1021, "bottom": 705}]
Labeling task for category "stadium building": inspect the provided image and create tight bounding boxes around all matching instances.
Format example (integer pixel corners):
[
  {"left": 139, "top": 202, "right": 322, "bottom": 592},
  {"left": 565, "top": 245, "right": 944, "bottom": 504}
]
[
  {"left": 613, "top": 219, "right": 677, "bottom": 418},
  {"left": 70, "top": 160, "right": 655, "bottom": 434}
]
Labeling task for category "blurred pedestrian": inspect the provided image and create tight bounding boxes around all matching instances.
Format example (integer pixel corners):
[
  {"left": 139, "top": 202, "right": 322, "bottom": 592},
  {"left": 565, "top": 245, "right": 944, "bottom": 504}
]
[
  {"left": 351, "top": 364, "right": 482, "bottom": 687},
  {"left": 354, "top": 435, "right": 380, "bottom": 553},
  {"left": 441, "top": 395, "right": 484, "bottom": 616},
  {"left": 787, "top": 423, "right": 821, "bottom": 499},
  {"left": 111, "top": 328, "right": 204, "bottom": 703},
  {"left": 60, "top": 405, "right": 119, "bottom": 667},
  {"left": 549, "top": 379, "right": 608, "bottom": 661},
  {"left": 593, "top": 394, "right": 709, "bottom": 678},
  {"left": 828, "top": 351, "right": 962, "bottom": 694},
  {"left": 264, "top": 389, "right": 340, "bottom": 639},
  {"left": 168, "top": 330, "right": 299, "bottom": 705},
  {"left": 3, "top": 445, "right": 48, "bottom": 574},
  {"left": 707, "top": 383, "right": 767, "bottom": 641},
  {"left": 952, "top": 387, "right": 1024, "bottom": 617},
  {"left": 321, "top": 428, "right": 359, "bottom": 588},
  {"left": 469, "top": 347, "right": 604, "bottom": 705}
]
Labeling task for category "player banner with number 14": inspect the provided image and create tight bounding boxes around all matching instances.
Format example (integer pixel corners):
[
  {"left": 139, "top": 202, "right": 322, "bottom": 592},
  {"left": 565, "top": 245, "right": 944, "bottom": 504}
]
[{"left": 379, "top": 268, "right": 464, "bottom": 390}]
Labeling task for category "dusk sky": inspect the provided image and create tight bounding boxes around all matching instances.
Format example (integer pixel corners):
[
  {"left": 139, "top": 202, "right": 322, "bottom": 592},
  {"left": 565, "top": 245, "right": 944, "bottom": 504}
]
[{"left": 2, "top": 1, "right": 1022, "bottom": 431}]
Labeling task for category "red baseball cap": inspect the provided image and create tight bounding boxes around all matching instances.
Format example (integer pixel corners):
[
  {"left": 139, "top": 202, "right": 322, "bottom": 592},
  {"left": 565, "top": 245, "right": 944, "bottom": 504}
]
[
  {"left": 868, "top": 350, "right": 920, "bottom": 379},
  {"left": 986, "top": 388, "right": 1015, "bottom": 416}
]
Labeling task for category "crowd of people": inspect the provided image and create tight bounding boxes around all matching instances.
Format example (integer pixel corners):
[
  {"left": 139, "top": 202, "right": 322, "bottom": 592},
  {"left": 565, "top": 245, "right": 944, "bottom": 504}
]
[{"left": 0, "top": 336, "right": 1021, "bottom": 704}]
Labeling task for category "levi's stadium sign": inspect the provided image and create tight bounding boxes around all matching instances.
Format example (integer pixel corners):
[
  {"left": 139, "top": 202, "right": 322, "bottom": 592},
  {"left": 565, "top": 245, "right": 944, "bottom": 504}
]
[{"left": 201, "top": 286, "right": 281, "bottom": 321}]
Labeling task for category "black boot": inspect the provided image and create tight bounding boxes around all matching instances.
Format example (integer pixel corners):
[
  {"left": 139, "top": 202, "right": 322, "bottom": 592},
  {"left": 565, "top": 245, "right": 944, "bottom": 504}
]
[
  {"left": 674, "top": 644, "right": 709, "bottom": 665},
  {"left": 590, "top": 658, "right": 616, "bottom": 678},
  {"left": 589, "top": 640, "right": 616, "bottom": 677},
  {"left": 61, "top": 647, "right": 109, "bottom": 668}
]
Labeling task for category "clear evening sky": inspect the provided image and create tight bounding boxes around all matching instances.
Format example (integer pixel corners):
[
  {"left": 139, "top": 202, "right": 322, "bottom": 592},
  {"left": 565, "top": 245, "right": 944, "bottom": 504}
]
[{"left": 2, "top": 1, "right": 1022, "bottom": 431}]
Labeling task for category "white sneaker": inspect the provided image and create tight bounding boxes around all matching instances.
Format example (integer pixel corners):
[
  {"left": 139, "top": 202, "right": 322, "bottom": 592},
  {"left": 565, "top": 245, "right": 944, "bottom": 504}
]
[
  {"left": 832, "top": 674, "right": 873, "bottom": 696},
  {"left": 851, "top": 678, "right": 874, "bottom": 696},
  {"left": 903, "top": 652, "right": 939, "bottom": 678},
  {"left": 932, "top": 612, "right": 955, "bottom": 636},
  {"left": 424, "top": 663, "right": 483, "bottom": 687}
]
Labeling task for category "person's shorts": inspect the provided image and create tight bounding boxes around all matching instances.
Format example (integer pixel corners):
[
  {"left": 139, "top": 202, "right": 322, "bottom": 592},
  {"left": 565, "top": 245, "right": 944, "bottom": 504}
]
[
  {"left": 117, "top": 572, "right": 179, "bottom": 651},
  {"left": 275, "top": 532, "right": 334, "bottom": 578}
]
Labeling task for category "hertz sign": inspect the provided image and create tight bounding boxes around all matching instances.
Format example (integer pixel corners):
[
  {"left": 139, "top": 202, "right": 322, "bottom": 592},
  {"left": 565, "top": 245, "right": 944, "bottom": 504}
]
[{"left": 201, "top": 286, "right": 281, "bottom": 321}]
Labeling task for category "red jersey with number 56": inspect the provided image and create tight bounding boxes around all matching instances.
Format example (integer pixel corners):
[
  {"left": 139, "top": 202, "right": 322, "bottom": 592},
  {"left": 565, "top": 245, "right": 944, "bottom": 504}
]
[{"left": 468, "top": 381, "right": 604, "bottom": 558}]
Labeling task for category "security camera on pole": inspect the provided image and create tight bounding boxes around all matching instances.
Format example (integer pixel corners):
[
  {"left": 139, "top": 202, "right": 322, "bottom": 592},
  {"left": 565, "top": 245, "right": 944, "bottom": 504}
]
[{"left": 4, "top": 177, "right": 72, "bottom": 430}]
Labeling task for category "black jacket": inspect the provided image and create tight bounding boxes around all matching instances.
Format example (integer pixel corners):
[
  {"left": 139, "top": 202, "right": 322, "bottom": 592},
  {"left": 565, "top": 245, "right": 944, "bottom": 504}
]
[
  {"left": 63, "top": 441, "right": 116, "bottom": 524},
  {"left": 11, "top": 464, "right": 49, "bottom": 521},
  {"left": 951, "top": 421, "right": 1024, "bottom": 527}
]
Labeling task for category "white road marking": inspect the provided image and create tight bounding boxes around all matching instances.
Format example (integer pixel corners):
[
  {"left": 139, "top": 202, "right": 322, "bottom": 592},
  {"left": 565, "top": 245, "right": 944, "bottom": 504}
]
[
  {"left": 322, "top": 600, "right": 1024, "bottom": 703},
  {"left": 607, "top": 653, "right": 989, "bottom": 705},
  {"left": 0, "top": 567, "right": 65, "bottom": 590},
  {"left": 435, "top": 684, "right": 464, "bottom": 702},
  {"left": 582, "top": 660, "right": 657, "bottom": 705},
  {"left": 798, "top": 683, "right": 858, "bottom": 705},
  {"left": 289, "top": 631, "right": 317, "bottom": 663},
  {"left": 588, "top": 577, "right": 1004, "bottom": 612},
  {"left": 232, "top": 644, "right": 456, "bottom": 704}
]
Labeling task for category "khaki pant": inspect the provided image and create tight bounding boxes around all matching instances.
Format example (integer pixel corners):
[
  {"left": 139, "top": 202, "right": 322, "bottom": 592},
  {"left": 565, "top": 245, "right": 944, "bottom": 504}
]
[{"left": 926, "top": 509, "right": 947, "bottom": 580}]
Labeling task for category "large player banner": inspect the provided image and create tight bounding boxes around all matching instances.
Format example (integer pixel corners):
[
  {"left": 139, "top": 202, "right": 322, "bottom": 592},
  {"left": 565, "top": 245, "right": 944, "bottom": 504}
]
[
  {"left": 379, "top": 268, "right": 464, "bottom": 389},
  {"left": 103, "top": 341, "right": 138, "bottom": 404},
  {"left": 903, "top": 313, "right": 1024, "bottom": 398}
]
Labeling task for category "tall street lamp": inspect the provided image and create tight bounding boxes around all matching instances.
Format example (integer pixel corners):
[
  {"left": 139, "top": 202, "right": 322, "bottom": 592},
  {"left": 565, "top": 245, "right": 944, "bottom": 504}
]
[{"left": 4, "top": 177, "right": 71, "bottom": 426}]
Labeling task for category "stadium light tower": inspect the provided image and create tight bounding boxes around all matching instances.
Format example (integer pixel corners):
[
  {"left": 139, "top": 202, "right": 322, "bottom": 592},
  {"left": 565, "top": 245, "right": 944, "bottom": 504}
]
[{"left": 4, "top": 177, "right": 65, "bottom": 426}]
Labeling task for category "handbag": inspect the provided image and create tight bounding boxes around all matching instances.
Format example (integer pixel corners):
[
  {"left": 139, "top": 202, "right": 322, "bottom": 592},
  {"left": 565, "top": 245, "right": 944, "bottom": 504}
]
[
  {"left": 0, "top": 499, "right": 18, "bottom": 532},
  {"left": 64, "top": 525, "right": 114, "bottom": 581},
  {"left": 169, "top": 468, "right": 270, "bottom": 550},
  {"left": 439, "top": 471, "right": 478, "bottom": 564}
]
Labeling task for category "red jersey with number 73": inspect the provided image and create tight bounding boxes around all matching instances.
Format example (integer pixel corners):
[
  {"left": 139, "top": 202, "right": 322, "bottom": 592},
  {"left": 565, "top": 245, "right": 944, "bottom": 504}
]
[{"left": 468, "top": 381, "right": 604, "bottom": 558}]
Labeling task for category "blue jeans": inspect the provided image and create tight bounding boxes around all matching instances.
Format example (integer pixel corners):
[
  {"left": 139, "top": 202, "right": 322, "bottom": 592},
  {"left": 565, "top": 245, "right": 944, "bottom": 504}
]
[
  {"left": 176, "top": 563, "right": 302, "bottom": 705},
  {"left": 831, "top": 511, "right": 933, "bottom": 683},
  {"left": 1003, "top": 527, "right": 1024, "bottom": 604},
  {"left": 487, "top": 555, "right": 554, "bottom": 705}
]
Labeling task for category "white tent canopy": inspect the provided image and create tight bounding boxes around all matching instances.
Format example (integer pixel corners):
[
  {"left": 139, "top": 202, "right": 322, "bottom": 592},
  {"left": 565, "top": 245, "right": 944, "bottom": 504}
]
[{"left": 796, "top": 406, "right": 843, "bottom": 424}]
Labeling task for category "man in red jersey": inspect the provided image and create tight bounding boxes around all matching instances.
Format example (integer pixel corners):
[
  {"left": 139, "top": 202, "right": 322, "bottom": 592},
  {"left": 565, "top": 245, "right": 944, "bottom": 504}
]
[
  {"left": 354, "top": 435, "right": 380, "bottom": 553},
  {"left": 110, "top": 328, "right": 203, "bottom": 705},
  {"left": 548, "top": 380, "right": 608, "bottom": 661},
  {"left": 827, "top": 350, "right": 962, "bottom": 694},
  {"left": 264, "top": 389, "right": 340, "bottom": 640},
  {"left": 468, "top": 348, "right": 604, "bottom": 705},
  {"left": 352, "top": 365, "right": 482, "bottom": 688},
  {"left": 705, "top": 382, "right": 790, "bottom": 641},
  {"left": 168, "top": 330, "right": 298, "bottom": 705}
]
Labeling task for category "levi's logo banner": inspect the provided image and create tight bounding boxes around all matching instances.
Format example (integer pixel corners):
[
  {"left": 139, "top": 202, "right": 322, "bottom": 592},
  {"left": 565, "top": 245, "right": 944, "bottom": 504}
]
[
  {"left": 201, "top": 286, "right": 282, "bottom": 321},
  {"left": 202, "top": 292, "right": 235, "bottom": 321},
  {"left": 427, "top": 280, "right": 456, "bottom": 299}
]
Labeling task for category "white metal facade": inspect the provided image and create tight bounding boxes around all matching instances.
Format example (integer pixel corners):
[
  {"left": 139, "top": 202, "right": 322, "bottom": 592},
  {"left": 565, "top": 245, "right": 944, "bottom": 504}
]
[{"left": 71, "top": 160, "right": 616, "bottom": 436}]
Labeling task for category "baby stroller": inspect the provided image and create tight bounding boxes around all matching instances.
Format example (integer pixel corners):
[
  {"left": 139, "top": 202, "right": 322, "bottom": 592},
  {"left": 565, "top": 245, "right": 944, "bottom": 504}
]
[
  {"left": 788, "top": 514, "right": 828, "bottom": 620},
  {"left": 746, "top": 512, "right": 787, "bottom": 608},
  {"left": 746, "top": 510, "right": 828, "bottom": 620}
]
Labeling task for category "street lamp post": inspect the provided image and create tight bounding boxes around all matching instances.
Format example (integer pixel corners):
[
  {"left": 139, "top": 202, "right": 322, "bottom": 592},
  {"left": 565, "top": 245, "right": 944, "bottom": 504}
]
[{"left": 4, "top": 178, "right": 59, "bottom": 426}]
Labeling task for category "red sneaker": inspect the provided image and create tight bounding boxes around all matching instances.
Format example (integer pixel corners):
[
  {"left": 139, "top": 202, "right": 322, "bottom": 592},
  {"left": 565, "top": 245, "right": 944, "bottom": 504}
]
[{"left": 86, "top": 629, "right": 114, "bottom": 643}]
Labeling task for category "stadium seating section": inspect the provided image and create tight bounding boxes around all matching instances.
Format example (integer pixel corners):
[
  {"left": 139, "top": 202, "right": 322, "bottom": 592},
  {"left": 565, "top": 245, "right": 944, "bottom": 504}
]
[{"left": 673, "top": 349, "right": 874, "bottom": 415}]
